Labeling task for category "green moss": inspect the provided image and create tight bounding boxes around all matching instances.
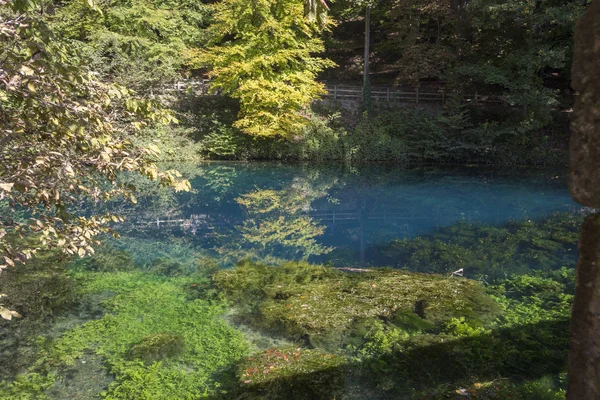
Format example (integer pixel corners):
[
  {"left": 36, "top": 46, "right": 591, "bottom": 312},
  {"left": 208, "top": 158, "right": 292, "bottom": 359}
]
[
  {"left": 236, "top": 347, "right": 346, "bottom": 399},
  {"left": 2, "top": 271, "right": 249, "bottom": 399},
  {"left": 0, "top": 250, "right": 75, "bottom": 386},
  {"left": 0, "top": 372, "right": 54, "bottom": 400},
  {"left": 487, "top": 267, "right": 575, "bottom": 327},
  {"left": 373, "top": 212, "right": 581, "bottom": 278},
  {"left": 129, "top": 333, "right": 185, "bottom": 364},
  {"left": 215, "top": 262, "right": 499, "bottom": 346},
  {"left": 72, "top": 246, "right": 137, "bottom": 273},
  {"left": 147, "top": 258, "right": 191, "bottom": 277}
]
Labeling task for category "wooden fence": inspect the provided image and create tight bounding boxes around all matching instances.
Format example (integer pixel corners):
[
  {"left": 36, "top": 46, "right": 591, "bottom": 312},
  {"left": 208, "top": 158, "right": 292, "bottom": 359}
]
[
  {"left": 324, "top": 84, "right": 503, "bottom": 105},
  {"left": 163, "top": 79, "right": 503, "bottom": 105}
]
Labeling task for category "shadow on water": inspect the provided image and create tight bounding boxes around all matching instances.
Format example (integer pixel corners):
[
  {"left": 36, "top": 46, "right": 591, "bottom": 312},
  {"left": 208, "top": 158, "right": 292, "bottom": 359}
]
[{"left": 210, "top": 318, "right": 569, "bottom": 399}]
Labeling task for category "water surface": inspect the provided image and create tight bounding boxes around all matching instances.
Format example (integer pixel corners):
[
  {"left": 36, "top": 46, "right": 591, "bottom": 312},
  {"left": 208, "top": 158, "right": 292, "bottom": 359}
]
[{"left": 113, "top": 163, "right": 580, "bottom": 270}]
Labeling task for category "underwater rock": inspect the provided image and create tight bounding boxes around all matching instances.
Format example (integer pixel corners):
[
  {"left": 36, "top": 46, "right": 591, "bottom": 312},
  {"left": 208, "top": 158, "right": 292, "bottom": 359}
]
[
  {"left": 128, "top": 333, "right": 185, "bottom": 364},
  {"left": 236, "top": 347, "right": 345, "bottom": 400},
  {"left": 214, "top": 262, "right": 499, "bottom": 346}
]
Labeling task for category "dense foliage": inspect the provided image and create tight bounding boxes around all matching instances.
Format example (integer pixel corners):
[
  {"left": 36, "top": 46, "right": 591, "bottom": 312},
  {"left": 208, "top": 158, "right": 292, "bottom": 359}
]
[
  {"left": 194, "top": 0, "right": 335, "bottom": 137},
  {"left": 0, "top": 0, "right": 189, "bottom": 278},
  {"left": 52, "top": 0, "right": 211, "bottom": 91}
]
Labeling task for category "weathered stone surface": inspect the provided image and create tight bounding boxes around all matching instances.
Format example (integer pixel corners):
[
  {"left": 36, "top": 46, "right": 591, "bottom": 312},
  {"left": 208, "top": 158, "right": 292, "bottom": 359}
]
[
  {"left": 569, "top": 0, "right": 600, "bottom": 208},
  {"left": 569, "top": 214, "right": 600, "bottom": 400}
]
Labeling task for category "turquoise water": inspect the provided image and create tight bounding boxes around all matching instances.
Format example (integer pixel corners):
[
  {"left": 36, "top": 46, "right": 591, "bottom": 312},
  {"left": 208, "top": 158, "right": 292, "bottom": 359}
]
[
  {"left": 115, "top": 163, "right": 581, "bottom": 270},
  {"left": 1, "top": 162, "right": 582, "bottom": 399}
]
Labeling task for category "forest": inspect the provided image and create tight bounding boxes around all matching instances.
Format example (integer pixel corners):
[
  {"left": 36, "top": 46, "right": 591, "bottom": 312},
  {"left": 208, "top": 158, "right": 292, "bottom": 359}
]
[{"left": 0, "top": 0, "right": 597, "bottom": 399}]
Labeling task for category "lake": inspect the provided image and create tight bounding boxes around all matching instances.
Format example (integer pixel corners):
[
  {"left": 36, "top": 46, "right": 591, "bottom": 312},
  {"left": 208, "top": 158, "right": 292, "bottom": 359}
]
[
  {"left": 0, "top": 162, "right": 582, "bottom": 399},
  {"left": 112, "top": 162, "right": 581, "bottom": 273}
]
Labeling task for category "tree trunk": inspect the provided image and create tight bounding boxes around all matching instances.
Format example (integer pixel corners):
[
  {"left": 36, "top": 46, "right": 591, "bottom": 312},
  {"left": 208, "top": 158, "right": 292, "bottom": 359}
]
[
  {"left": 568, "top": 1, "right": 600, "bottom": 399},
  {"left": 362, "top": 5, "right": 371, "bottom": 112},
  {"left": 363, "top": 5, "right": 371, "bottom": 89}
]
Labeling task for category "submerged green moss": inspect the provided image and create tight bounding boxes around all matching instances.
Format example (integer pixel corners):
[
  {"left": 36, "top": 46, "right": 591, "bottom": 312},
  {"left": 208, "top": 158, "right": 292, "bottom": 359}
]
[
  {"left": 215, "top": 261, "right": 499, "bottom": 345},
  {"left": 1, "top": 270, "right": 249, "bottom": 399},
  {"left": 235, "top": 347, "right": 346, "bottom": 399},
  {"left": 0, "top": 211, "right": 577, "bottom": 400},
  {"left": 373, "top": 212, "right": 581, "bottom": 277},
  {"left": 129, "top": 333, "right": 185, "bottom": 364}
]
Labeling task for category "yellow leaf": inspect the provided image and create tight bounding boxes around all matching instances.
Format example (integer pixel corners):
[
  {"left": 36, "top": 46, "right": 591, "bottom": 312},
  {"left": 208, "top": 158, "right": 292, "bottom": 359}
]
[
  {"left": 147, "top": 144, "right": 161, "bottom": 154},
  {"left": 27, "top": 82, "right": 36, "bottom": 93},
  {"left": 0, "top": 307, "right": 13, "bottom": 320},
  {"left": 20, "top": 66, "right": 34, "bottom": 76},
  {"left": 0, "top": 183, "right": 14, "bottom": 192}
]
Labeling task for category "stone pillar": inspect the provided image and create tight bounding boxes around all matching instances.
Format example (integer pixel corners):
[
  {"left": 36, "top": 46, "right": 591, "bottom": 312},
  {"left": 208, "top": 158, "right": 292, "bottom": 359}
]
[{"left": 568, "top": 1, "right": 600, "bottom": 399}]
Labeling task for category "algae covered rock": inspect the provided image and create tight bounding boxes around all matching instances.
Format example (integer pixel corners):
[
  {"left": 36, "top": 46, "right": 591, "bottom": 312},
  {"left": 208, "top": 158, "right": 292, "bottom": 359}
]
[
  {"left": 214, "top": 262, "right": 499, "bottom": 344},
  {"left": 128, "top": 333, "right": 184, "bottom": 364},
  {"left": 236, "top": 347, "right": 346, "bottom": 399}
]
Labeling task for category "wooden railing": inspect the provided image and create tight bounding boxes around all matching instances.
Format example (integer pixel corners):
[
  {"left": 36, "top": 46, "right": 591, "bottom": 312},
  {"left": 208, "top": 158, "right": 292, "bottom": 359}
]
[
  {"left": 163, "top": 79, "right": 504, "bottom": 105},
  {"left": 162, "top": 79, "right": 212, "bottom": 94},
  {"left": 324, "top": 84, "right": 503, "bottom": 105}
]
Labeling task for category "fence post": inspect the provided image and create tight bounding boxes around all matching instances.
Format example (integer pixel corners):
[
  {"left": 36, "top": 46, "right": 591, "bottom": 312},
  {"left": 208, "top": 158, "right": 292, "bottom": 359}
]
[
  {"left": 416, "top": 86, "right": 420, "bottom": 104},
  {"left": 334, "top": 85, "right": 338, "bottom": 100},
  {"left": 441, "top": 89, "right": 445, "bottom": 106},
  {"left": 387, "top": 87, "right": 390, "bottom": 102}
]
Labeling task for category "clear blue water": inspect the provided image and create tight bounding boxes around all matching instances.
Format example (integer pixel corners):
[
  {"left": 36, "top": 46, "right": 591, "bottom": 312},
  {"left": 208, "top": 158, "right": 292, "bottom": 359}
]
[{"left": 115, "top": 163, "right": 582, "bottom": 269}]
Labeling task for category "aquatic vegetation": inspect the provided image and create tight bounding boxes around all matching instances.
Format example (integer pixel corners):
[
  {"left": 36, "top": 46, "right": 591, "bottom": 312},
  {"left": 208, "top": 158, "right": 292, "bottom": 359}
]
[
  {"left": 488, "top": 267, "right": 575, "bottom": 327},
  {"left": 0, "top": 249, "right": 76, "bottom": 385},
  {"left": 1, "top": 271, "right": 248, "bottom": 399},
  {"left": 374, "top": 212, "right": 581, "bottom": 278},
  {"left": 147, "top": 258, "right": 192, "bottom": 277},
  {"left": 128, "top": 333, "right": 185, "bottom": 365},
  {"left": 215, "top": 262, "right": 499, "bottom": 346},
  {"left": 0, "top": 182, "right": 580, "bottom": 399},
  {"left": 341, "top": 267, "right": 573, "bottom": 398},
  {"left": 72, "top": 245, "right": 137, "bottom": 273},
  {"left": 111, "top": 235, "right": 211, "bottom": 272},
  {"left": 235, "top": 347, "right": 346, "bottom": 399}
]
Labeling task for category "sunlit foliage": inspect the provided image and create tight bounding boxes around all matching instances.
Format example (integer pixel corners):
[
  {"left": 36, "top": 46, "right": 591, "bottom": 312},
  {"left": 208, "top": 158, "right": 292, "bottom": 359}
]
[
  {"left": 193, "top": 0, "right": 335, "bottom": 137},
  {"left": 0, "top": 0, "right": 189, "bottom": 273},
  {"left": 52, "top": 0, "right": 211, "bottom": 91}
]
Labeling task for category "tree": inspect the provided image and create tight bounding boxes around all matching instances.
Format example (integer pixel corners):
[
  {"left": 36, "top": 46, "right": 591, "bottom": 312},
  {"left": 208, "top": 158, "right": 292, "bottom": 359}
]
[
  {"left": 0, "top": 0, "right": 189, "bottom": 281},
  {"left": 193, "top": 0, "right": 335, "bottom": 138},
  {"left": 51, "top": 0, "right": 211, "bottom": 92},
  {"left": 567, "top": 0, "right": 600, "bottom": 397}
]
